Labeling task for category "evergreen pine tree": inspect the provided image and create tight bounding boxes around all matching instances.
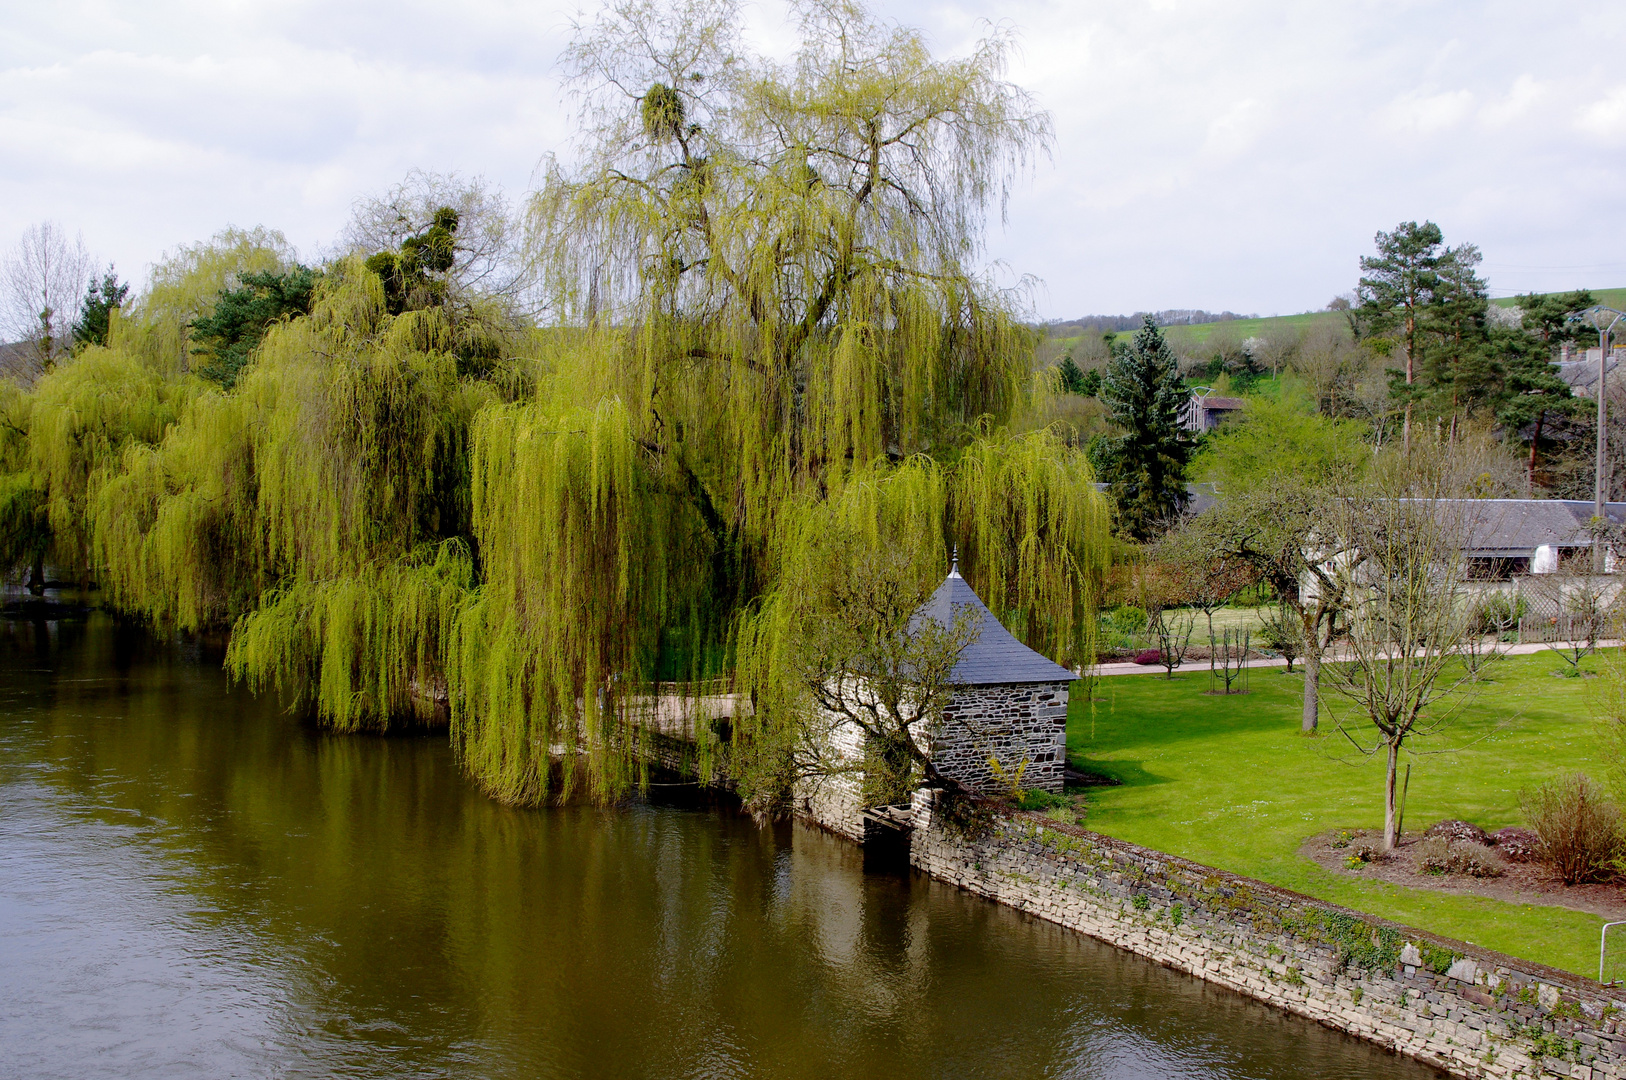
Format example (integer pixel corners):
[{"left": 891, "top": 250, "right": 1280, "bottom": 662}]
[
  {"left": 1099, "top": 314, "right": 1189, "bottom": 539},
  {"left": 72, "top": 267, "right": 129, "bottom": 351},
  {"left": 188, "top": 266, "right": 319, "bottom": 389},
  {"left": 1057, "top": 354, "right": 1087, "bottom": 394}
]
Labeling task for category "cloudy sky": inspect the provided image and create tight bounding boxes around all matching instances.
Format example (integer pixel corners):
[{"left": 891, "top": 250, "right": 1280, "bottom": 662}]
[{"left": 3, "top": 0, "right": 1624, "bottom": 320}]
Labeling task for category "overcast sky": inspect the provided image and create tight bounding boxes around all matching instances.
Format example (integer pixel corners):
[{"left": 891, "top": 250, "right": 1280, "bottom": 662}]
[{"left": 3, "top": 0, "right": 1623, "bottom": 320}]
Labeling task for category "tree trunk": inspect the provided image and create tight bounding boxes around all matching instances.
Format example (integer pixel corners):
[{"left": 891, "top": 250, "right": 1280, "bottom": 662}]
[
  {"left": 1301, "top": 647, "right": 1319, "bottom": 733},
  {"left": 1528, "top": 410, "right": 1545, "bottom": 491},
  {"left": 1298, "top": 606, "right": 1321, "bottom": 732},
  {"left": 1383, "top": 740, "right": 1401, "bottom": 850},
  {"left": 27, "top": 551, "right": 44, "bottom": 596}
]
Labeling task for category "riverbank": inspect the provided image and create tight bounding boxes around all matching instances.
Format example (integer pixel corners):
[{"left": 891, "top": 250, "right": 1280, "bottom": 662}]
[
  {"left": 0, "top": 614, "right": 1426, "bottom": 1080},
  {"left": 903, "top": 791, "right": 1626, "bottom": 1080}
]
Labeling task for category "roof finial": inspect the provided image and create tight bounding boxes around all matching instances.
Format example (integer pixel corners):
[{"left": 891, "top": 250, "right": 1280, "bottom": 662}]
[{"left": 950, "top": 544, "right": 961, "bottom": 578}]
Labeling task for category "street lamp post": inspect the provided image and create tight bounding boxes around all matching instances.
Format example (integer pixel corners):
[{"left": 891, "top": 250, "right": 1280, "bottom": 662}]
[{"left": 1576, "top": 306, "right": 1626, "bottom": 572}]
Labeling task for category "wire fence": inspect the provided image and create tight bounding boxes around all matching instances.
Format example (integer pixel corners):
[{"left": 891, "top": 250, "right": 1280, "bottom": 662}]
[{"left": 1602, "top": 921, "right": 1626, "bottom": 985}]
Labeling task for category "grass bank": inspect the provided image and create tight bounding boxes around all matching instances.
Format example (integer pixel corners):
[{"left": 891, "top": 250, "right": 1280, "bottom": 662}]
[{"left": 1068, "top": 649, "right": 1613, "bottom": 975}]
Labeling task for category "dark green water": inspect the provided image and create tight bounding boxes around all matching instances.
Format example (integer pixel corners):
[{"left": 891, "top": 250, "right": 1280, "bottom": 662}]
[{"left": 0, "top": 615, "right": 1441, "bottom": 1080}]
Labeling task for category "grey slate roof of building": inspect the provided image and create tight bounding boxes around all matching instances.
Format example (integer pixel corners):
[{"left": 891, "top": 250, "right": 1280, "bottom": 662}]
[
  {"left": 912, "top": 568, "right": 1076, "bottom": 685},
  {"left": 1460, "top": 499, "right": 1626, "bottom": 557},
  {"left": 1559, "top": 357, "right": 1620, "bottom": 394}
]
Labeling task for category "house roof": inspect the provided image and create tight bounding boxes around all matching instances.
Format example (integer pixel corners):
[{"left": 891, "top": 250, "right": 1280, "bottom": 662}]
[
  {"left": 1558, "top": 358, "right": 1618, "bottom": 392},
  {"left": 1458, "top": 499, "right": 1626, "bottom": 557},
  {"left": 911, "top": 567, "right": 1076, "bottom": 685},
  {"left": 1193, "top": 395, "right": 1246, "bottom": 411}
]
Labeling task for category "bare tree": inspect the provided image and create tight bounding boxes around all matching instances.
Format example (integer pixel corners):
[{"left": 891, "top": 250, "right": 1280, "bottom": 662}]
[
  {"left": 2, "top": 222, "right": 91, "bottom": 374},
  {"left": 1182, "top": 484, "right": 1351, "bottom": 731},
  {"left": 1526, "top": 557, "right": 1617, "bottom": 674},
  {"left": 1321, "top": 491, "right": 1489, "bottom": 850},
  {"left": 1150, "top": 605, "right": 1197, "bottom": 678},
  {"left": 342, "top": 170, "right": 534, "bottom": 315},
  {"left": 1289, "top": 322, "right": 1362, "bottom": 416},
  {"left": 1258, "top": 597, "right": 1302, "bottom": 673}
]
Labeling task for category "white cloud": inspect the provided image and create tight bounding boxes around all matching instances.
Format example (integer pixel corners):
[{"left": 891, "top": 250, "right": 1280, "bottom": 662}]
[
  {"left": 1383, "top": 89, "right": 1475, "bottom": 135},
  {"left": 1577, "top": 86, "right": 1626, "bottom": 141},
  {"left": 0, "top": 0, "right": 1623, "bottom": 318}
]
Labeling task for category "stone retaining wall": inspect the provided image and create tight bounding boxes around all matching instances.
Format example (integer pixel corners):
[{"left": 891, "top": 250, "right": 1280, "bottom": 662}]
[{"left": 908, "top": 790, "right": 1626, "bottom": 1080}]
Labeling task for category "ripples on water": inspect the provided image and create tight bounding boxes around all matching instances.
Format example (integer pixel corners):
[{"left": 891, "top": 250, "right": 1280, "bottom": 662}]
[{"left": 0, "top": 615, "right": 1442, "bottom": 1080}]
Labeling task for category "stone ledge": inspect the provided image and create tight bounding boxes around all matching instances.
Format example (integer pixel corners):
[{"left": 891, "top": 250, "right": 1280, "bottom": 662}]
[{"left": 907, "top": 790, "right": 1623, "bottom": 1080}]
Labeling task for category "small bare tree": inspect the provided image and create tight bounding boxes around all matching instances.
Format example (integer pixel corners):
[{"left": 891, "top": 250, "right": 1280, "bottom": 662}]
[
  {"left": 1150, "top": 605, "right": 1197, "bottom": 678},
  {"left": 1257, "top": 597, "right": 1302, "bottom": 672},
  {"left": 1321, "top": 492, "right": 1490, "bottom": 850},
  {"left": 1527, "top": 557, "right": 1616, "bottom": 675},
  {"left": 2, "top": 222, "right": 91, "bottom": 374}
]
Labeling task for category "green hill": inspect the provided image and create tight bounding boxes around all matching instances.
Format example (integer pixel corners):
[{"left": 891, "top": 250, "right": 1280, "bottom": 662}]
[{"left": 1044, "top": 287, "right": 1626, "bottom": 357}]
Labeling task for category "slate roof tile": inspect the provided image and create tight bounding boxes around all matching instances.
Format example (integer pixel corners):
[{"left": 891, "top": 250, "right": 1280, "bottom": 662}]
[{"left": 912, "top": 570, "right": 1076, "bottom": 685}]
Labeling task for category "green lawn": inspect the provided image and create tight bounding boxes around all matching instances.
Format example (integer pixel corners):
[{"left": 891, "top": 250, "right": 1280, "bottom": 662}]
[{"left": 1069, "top": 650, "right": 1614, "bottom": 975}]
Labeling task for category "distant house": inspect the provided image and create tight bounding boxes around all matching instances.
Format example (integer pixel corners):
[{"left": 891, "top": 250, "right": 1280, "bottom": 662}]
[
  {"left": 1557, "top": 345, "right": 1625, "bottom": 399},
  {"left": 1456, "top": 499, "right": 1624, "bottom": 580},
  {"left": 1184, "top": 388, "right": 1245, "bottom": 432}
]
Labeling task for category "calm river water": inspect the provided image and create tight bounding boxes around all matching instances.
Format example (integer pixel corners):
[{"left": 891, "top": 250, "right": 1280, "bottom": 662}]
[{"left": 0, "top": 614, "right": 1440, "bottom": 1080}]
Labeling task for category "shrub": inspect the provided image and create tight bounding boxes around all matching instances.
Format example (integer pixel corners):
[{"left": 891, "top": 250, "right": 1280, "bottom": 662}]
[
  {"left": 1470, "top": 594, "right": 1526, "bottom": 636},
  {"left": 1521, "top": 773, "right": 1623, "bottom": 885},
  {"left": 1044, "top": 804, "right": 1083, "bottom": 825},
  {"left": 1344, "top": 840, "right": 1384, "bottom": 866},
  {"left": 1015, "top": 787, "right": 1066, "bottom": 811},
  {"left": 1132, "top": 649, "right": 1162, "bottom": 666},
  {"left": 1415, "top": 837, "right": 1505, "bottom": 878},
  {"left": 1490, "top": 826, "right": 1541, "bottom": 863},
  {"left": 1424, "top": 819, "right": 1490, "bottom": 845},
  {"left": 1105, "top": 605, "right": 1148, "bottom": 635}
]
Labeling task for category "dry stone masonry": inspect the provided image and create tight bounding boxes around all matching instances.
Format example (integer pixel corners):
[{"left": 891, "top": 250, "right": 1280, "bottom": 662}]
[
  {"left": 929, "top": 681, "right": 1069, "bottom": 794},
  {"left": 908, "top": 790, "right": 1626, "bottom": 1080}
]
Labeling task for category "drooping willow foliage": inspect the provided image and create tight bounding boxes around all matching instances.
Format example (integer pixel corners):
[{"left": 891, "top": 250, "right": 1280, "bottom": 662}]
[
  {"left": 90, "top": 260, "right": 509, "bottom": 726},
  {"left": 5, "top": 0, "right": 1113, "bottom": 812},
  {"left": 429, "top": 0, "right": 1109, "bottom": 804}
]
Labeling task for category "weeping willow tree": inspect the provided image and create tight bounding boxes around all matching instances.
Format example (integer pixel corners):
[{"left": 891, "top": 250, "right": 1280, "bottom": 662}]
[
  {"left": 26, "top": 0, "right": 1110, "bottom": 815},
  {"left": 92, "top": 259, "right": 515, "bottom": 728},
  {"left": 443, "top": 0, "right": 1111, "bottom": 805}
]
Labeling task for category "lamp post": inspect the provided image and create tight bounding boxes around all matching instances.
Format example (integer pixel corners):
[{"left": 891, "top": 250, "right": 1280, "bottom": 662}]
[{"left": 1576, "top": 306, "right": 1626, "bottom": 572}]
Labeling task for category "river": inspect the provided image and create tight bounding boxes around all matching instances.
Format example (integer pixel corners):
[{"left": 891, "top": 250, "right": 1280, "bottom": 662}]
[{"left": 0, "top": 613, "right": 1441, "bottom": 1079}]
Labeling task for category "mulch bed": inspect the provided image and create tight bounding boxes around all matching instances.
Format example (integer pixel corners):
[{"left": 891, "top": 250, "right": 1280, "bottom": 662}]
[{"left": 1300, "top": 827, "right": 1626, "bottom": 921}]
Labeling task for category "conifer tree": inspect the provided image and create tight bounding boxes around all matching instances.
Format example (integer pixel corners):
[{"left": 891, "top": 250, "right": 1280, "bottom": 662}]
[
  {"left": 1356, "top": 220, "right": 1444, "bottom": 444},
  {"left": 72, "top": 268, "right": 129, "bottom": 351},
  {"left": 1057, "top": 354, "right": 1087, "bottom": 394},
  {"left": 1098, "top": 314, "right": 1188, "bottom": 539}
]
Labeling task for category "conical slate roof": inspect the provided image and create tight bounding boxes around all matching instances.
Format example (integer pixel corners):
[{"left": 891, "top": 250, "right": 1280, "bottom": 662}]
[{"left": 912, "top": 566, "right": 1076, "bottom": 685}]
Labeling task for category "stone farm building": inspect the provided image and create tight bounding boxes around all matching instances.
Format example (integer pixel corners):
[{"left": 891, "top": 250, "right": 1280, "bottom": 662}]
[{"left": 799, "top": 564, "right": 1076, "bottom": 842}]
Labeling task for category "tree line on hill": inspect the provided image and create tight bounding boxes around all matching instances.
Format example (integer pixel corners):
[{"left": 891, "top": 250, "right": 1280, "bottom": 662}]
[
  {"left": 1044, "top": 308, "right": 1259, "bottom": 336},
  {"left": 1043, "top": 218, "right": 1611, "bottom": 539}
]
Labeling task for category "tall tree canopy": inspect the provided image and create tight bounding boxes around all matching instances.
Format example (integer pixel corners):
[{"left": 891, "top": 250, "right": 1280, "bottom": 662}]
[
  {"left": 18, "top": 0, "right": 1112, "bottom": 812},
  {"left": 450, "top": 0, "right": 1109, "bottom": 804},
  {"left": 1097, "top": 314, "right": 1188, "bottom": 539}
]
